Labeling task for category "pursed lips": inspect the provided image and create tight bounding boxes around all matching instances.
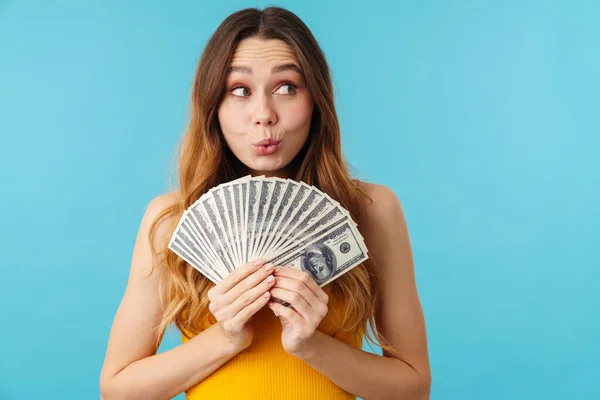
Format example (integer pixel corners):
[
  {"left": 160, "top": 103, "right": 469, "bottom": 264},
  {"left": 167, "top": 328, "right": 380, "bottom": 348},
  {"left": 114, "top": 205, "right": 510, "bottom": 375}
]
[{"left": 253, "top": 138, "right": 281, "bottom": 146}]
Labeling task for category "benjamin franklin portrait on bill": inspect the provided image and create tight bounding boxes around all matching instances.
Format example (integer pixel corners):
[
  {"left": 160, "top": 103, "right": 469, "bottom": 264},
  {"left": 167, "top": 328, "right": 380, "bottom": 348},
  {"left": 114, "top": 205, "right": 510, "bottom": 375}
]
[{"left": 300, "top": 243, "right": 337, "bottom": 285}]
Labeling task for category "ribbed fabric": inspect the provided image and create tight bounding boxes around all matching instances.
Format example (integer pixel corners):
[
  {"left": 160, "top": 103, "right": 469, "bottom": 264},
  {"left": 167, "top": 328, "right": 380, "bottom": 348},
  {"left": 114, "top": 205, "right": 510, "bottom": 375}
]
[{"left": 182, "top": 302, "right": 363, "bottom": 400}]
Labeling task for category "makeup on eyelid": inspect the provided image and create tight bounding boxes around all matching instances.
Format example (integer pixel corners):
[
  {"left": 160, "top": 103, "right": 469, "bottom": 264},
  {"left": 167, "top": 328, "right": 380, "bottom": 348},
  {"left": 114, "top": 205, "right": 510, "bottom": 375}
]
[
  {"left": 227, "top": 82, "right": 299, "bottom": 98},
  {"left": 217, "top": 37, "right": 314, "bottom": 177}
]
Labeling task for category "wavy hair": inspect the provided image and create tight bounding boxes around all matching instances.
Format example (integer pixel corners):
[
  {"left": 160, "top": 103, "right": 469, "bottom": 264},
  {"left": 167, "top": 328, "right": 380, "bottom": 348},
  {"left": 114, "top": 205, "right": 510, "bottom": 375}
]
[{"left": 148, "top": 6, "right": 398, "bottom": 357}]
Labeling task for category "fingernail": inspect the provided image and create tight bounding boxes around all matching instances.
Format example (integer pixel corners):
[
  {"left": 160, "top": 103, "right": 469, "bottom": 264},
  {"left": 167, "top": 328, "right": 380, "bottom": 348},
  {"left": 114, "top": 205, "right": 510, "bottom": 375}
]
[
  {"left": 274, "top": 266, "right": 281, "bottom": 273},
  {"left": 266, "top": 275, "right": 274, "bottom": 283},
  {"left": 263, "top": 291, "right": 270, "bottom": 298},
  {"left": 264, "top": 263, "right": 274, "bottom": 272},
  {"left": 267, "top": 301, "right": 278, "bottom": 314},
  {"left": 254, "top": 259, "right": 264, "bottom": 266}
]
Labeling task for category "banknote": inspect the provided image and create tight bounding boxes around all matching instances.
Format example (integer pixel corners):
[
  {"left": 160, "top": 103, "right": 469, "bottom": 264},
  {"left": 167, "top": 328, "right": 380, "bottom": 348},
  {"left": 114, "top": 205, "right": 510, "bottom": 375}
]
[
  {"left": 266, "top": 219, "right": 368, "bottom": 287},
  {"left": 253, "top": 177, "right": 287, "bottom": 258},
  {"left": 251, "top": 178, "right": 275, "bottom": 260},
  {"left": 169, "top": 216, "right": 221, "bottom": 283},
  {"left": 168, "top": 176, "right": 369, "bottom": 287}
]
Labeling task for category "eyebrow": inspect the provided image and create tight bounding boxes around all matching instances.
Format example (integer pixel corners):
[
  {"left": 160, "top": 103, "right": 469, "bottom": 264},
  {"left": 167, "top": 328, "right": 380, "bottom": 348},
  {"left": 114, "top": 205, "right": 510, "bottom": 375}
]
[{"left": 227, "top": 63, "right": 303, "bottom": 76}]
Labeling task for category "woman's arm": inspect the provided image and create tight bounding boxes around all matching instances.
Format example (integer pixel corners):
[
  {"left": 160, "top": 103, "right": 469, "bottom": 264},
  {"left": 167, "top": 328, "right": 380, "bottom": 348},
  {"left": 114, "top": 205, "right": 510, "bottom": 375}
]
[
  {"left": 269, "top": 183, "right": 431, "bottom": 400},
  {"left": 99, "top": 194, "right": 247, "bottom": 400}
]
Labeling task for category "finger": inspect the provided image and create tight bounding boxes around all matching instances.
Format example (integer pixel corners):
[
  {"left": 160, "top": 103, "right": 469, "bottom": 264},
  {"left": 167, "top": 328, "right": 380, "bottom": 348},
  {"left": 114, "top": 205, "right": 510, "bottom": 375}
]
[
  {"left": 228, "top": 290, "right": 272, "bottom": 330},
  {"left": 273, "top": 266, "right": 329, "bottom": 303},
  {"left": 268, "top": 300, "right": 304, "bottom": 326},
  {"left": 225, "top": 274, "right": 275, "bottom": 318},
  {"left": 269, "top": 287, "right": 313, "bottom": 321},
  {"left": 222, "top": 262, "right": 275, "bottom": 305},
  {"left": 211, "top": 259, "right": 264, "bottom": 296},
  {"left": 273, "top": 276, "right": 320, "bottom": 306}
]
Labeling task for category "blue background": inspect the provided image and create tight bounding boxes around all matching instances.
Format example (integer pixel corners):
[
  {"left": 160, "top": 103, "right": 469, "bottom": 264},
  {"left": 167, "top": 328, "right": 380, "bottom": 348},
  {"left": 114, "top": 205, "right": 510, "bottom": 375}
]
[{"left": 1, "top": 1, "right": 598, "bottom": 399}]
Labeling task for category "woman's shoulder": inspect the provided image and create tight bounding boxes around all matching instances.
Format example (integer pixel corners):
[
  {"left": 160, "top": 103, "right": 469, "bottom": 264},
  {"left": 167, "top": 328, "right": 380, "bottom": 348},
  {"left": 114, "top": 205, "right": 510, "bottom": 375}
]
[
  {"left": 354, "top": 180, "right": 408, "bottom": 239},
  {"left": 356, "top": 180, "right": 404, "bottom": 218},
  {"left": 354, "top": 181, "right": 411, "bottom": 278},
  {"left": 146, "top": 190, "right": 180, "bottom": 213},
  {"left": 142, "top": 190, "right": 181, "bottom": 247},
  {"left": 144, "top": 190, "right": 180, "bottom": 225}
]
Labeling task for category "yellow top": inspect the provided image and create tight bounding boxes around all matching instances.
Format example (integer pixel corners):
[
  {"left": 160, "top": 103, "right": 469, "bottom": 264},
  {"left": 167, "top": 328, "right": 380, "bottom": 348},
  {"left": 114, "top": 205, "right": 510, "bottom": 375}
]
[{"left": 182, "top": 301, "right": 364, "bottom": 400}]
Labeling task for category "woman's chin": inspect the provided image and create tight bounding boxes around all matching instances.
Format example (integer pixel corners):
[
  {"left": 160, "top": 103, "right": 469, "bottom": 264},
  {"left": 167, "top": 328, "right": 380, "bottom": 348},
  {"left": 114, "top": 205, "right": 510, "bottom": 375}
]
[{"left": 245, "top": 157, "right": 290, "bottom": 176}]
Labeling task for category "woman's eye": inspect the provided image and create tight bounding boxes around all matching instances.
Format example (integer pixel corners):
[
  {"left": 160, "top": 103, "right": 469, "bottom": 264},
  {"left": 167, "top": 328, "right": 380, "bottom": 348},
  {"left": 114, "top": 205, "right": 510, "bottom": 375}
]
[
  {"left": 231, "top": 87, "right": 250, "bottom": 97},
  {"left": 276, "top": 84, "right": 297, "bottom": 95}
]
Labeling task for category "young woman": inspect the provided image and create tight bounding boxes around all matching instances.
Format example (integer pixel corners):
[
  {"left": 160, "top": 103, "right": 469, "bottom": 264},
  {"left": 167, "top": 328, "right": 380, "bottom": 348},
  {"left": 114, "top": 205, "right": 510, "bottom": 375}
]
[{"left": 100, "top": 6, "right": 431, "bottom": 400}]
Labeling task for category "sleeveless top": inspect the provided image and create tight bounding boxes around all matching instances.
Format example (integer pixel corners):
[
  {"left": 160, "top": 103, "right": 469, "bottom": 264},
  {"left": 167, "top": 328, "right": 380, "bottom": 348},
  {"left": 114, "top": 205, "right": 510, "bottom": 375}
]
[{"left": 181, "top": 299, "right": 364, "bottom": 399}]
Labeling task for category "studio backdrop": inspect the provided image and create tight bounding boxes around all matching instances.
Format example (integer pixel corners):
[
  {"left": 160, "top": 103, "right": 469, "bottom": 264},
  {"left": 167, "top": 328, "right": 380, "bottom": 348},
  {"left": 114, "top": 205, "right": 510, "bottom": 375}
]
[{"left": 1, "top": 1, "right": 598, "bottom": 399}]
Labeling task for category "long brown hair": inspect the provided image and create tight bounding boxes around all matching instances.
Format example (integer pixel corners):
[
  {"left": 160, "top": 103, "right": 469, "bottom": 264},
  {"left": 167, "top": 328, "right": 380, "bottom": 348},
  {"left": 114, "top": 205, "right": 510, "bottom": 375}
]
[{"left": 149, "top": 6, "right": 397, "bottom": 357}]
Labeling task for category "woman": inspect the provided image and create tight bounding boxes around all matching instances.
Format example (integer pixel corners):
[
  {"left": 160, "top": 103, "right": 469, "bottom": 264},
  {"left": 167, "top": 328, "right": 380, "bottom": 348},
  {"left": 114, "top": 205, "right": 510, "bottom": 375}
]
[{"left": 100, "top": 6, "right": 431, "bottom": 400}]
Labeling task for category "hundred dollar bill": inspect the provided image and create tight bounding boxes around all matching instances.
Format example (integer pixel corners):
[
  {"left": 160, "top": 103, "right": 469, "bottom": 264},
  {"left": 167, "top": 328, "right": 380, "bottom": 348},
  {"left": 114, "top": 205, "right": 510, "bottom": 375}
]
[
  {"left": 219, "top": 175, "right": 250, "bottom": 265},
  {"left": 189, "top": 202, "right": 233, "bottom": 275},
  {"left": 270, "top": 203, "right": 347, "bottom": 256},
  {"left": 217, "top": 176, "right": 251, "bottom": 266},
  {"left": 253, "top": 177, "right": 287, "bottom": 258},
  {"left": 228, "top": 182, "right": 243, "bottom": 266},
  {"left": 239, "top": 177, "right": 249, "bottom": 263},
  {"left": 265, "top": 217, "right": 368, "bottom": 287},
  {"left": 201, "top": 192, "right": 238, "bottom": 273},
  {"left": 265, "top": 182, "right": 312, "bottom": 253},
  {"left": 169, "top": 225, "right": 221, "bottom": 283},
  {"left": 168, "top": 239, "right": 219, "bottom": 284},
  {"left": 212, "top": 186, "right": 240, "bottom": 267},
  {"left": 268, "top": 194, "right": 343, "bottom": 256},
  {"left": 180, "top": 209, "right": 222, "bottom": 273},
  {"left": 257, "top": 179, "right": 301, "bottom": 258},
  {"left": 245, "top": 177, "right": 262, "bottom": 263},
  {"left": 180, "top": 218, "right": 224, "bottom": 278},
  {"left": 251, "top": 178, "right": 274, "bottom": 260}
]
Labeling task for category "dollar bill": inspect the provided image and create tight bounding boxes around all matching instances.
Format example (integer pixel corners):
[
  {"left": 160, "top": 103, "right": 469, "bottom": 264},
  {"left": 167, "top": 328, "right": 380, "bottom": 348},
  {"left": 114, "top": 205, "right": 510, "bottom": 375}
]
[
  {"left": 202, "top": 192, "right": 239, "bottom": 272},
  {"left": 168, "top": 239, "right": 219, "bottom": 284},
  {"left": 269, "top": 185, "right": 321, "bottom": 252},
  {"left": 268, "top": 195, "right": 340, "bottom": 255},
  {"left": 251, "top": 178, "right": 275, "bottom": 260},
  {"left": 229, "top": 182, "right": 243, "bottom": 266},
  {"left": 180, "top": 209, "right": 222, "bottom": 273},
  {"left": 262, "top": 181, "right": 310, "bottom": 255},
  {"left": 167, "top": 176, "right": 369, "bottom": 287},
  {"left": 255, "top": 179, "right": 300, "bottom": 259},
  {"left": 239, "top": 177, "right": 249, "bottom": 263},
  {"left": 181, "top": 219, "right": 223, "bottom": 278},
  {"left": 245, "top": 177, "right": 262, "bottom": 263},
  {"left": 253, "top": 177, "right": 287, "bottom": 258},
  {"left": 270, "top": 202, "right": 347, "bottom": 256},
  {"left": 266, "top": 219, "right": 368, "bottom": 287},
  {"left": 213, "top": 186, "right": 240, "bottom": 267},
  {"left": 189, "top": 202, "right": 233, "bottom": 275},
  {"left": 169, "top": 218, "right": 222, "bottom": 283}
]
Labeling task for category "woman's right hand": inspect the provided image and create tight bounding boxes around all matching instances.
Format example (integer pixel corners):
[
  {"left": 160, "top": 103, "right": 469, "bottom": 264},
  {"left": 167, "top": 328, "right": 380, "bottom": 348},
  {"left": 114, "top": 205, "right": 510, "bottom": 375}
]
[{"left": 207, "top": 259, "right": 276, "bottom": 349}]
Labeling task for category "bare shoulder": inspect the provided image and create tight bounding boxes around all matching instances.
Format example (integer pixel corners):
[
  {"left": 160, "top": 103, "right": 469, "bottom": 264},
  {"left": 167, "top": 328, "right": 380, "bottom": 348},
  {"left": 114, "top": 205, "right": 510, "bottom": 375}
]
[
  {"left": 356, "top": 181, "right": 406, "bottom": 230},
  {"left": 99, "top": 190, "right": 182, "bottom": 387},
  {"left": 145, "top": 190, "right": 180, "bottom": 218},
  {"left": 143, "top": 190, "right": 180, "bottom": 242},
  {"left": 130, "top": 190, "right": 181, "bottom": 280},
  {"left": 356, "top": 184, "right": 429, "bottom": 382},
  {"left": 355, "top": 180, "right": 412, "bottom": 275}
]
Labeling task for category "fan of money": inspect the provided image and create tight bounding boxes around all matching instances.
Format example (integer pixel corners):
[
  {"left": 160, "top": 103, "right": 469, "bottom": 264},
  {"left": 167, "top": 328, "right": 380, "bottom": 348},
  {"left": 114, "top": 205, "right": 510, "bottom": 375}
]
[{"left": 168, "top": 175, "right": 369, "bottom": 287}]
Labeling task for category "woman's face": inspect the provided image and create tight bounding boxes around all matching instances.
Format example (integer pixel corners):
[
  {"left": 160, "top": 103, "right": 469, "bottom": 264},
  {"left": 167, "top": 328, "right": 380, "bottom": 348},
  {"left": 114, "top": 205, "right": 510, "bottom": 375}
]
[{"left": 218, "top": 37, "right": 314, "bottom": 177}]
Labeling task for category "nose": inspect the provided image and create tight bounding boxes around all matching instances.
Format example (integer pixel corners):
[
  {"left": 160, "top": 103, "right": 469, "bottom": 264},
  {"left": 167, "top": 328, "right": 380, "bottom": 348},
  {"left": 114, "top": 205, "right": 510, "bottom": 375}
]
[{"left": 252, "top": 94, "right": 277, "bottom": 126}]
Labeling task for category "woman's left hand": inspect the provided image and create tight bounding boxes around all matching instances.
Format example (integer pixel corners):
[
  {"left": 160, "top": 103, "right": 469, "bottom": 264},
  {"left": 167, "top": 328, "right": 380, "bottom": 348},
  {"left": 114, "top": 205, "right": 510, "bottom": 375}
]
[{"left": 268, "top": 266, "right": 329, "bottom": 358}]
